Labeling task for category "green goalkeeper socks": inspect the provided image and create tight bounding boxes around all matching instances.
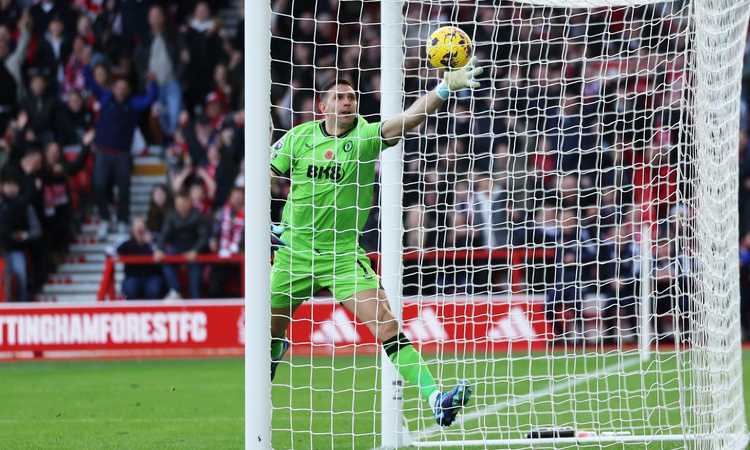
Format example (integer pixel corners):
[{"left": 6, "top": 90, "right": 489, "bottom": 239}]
[{"left": 383, "top": 333, "right": 439, "bottom": 402}]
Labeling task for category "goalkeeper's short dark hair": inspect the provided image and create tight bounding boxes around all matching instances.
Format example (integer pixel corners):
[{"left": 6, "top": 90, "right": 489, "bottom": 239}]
[{"left": 322, "top": 77, "right": 354, "bottom": 94}]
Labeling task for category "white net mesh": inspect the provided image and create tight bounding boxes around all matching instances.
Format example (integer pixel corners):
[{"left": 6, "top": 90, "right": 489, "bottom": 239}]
[{"left": 266, "top": 0, "right": 749, "bottom": 447}]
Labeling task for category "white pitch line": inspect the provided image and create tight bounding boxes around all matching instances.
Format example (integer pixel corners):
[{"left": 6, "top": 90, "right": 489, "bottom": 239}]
[{"left": 416, "top": 356, "right": 643, "bottom": 440}]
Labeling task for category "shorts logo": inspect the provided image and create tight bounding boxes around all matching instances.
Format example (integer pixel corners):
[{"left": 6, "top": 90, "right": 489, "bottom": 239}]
[{"left": 343, "top": 141, "right": 353, "bottom": 152}]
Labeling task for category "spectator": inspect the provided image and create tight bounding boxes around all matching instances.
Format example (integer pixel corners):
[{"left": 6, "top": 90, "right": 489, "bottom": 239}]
[
  {"left": 83, "top": 63, "right": 158, "bottom": 239},
  {"left": 0, "top": 0, "right": 20, "bottom": 29},
  {"left": 155, "top": 191, "right": 209, "bottom": 299},
  {"left": 404, "top": 205, "right": 432, "bottom": 250},
  {"left": 205, "top": 140, "right": 219, "bottom": 179},
  {"left": 529, "top": 203, "right": 558, "bottom": 246},
  {"left": 470, "top": 173, "right": 512, "bottom": 248},
  {"left": 212, "top": 123, "right": 243, "bottom": 209},
  {"left": 599, "top": 223, "right": 639, "bottom": 341},
  {"left": 75, "top": 13, "right": 95, "bottom": 46},
  {"left": 119, "top": 0, "right": 153, "bottom": 42},
  {"left": 54, "top": 90, "right": 92, "bottom": 146},
  {"left": 436, "top": 210, "right": 476, "bottom": 294},
  {"left": 62, "top": 37, "right": 89, "bottom": 96},
  {"left": 168, "top": 149, "right": 192, "bottom": 190},
  {"left": 32, "top": 15, "right": 71, "bottom": 93},
  {"left": 0, "top": 169, "right": 41, "bottom": 302},
  {"left": 182, "top": 112, "right": 218, "bottom": 168},
  {"left": 651, "top": 238, "right": 690, "bottom": 343},
  {"left": 203, "top": 92, "right": 226, "bottom": 129},
  {"left": 29, "top": 0, "right": 72, "bottom": 38},
  {"left": 92, "top": 0, "right": 126, "bottom": 60},
  {"left": 40, "top": 130, "right": 93, "bottom": 258},
  {"left": 188, "top": 178, "right": 213, "bottom": 216},
  {"left": 0, "top": 12, "right": 30, "bottom": 132},
  {"left": 134, "top": 4, "right": 184, "bottom": 138},
  {"left": 116, "top": 217, "right": 164, "bottom": 300},
  {"left": 21, "top": 72, "right": 56, "bottom": 144},
  {"left": 145, "top": 183, "right": 172, "bottom": 238},
  {"left": 208, "top": 186, "right": 244, "bottom": 297},
  {"left": 181, "top": 1, "right": 224, "bottom": 112},
  {"left": 15, "top": 144, "right": 48, "bottom": 293},
  {"left": 210, "top": 63, "right": 232, "bottom": 113},
  {"left": 91, "top": 62, "right": 108, "bottom": 88},
  {"left": 546, "top": 209, "right": 597, "bottom": 340},
  {"left": 15, "top": 145, "right": 44, "bottom": 224}
]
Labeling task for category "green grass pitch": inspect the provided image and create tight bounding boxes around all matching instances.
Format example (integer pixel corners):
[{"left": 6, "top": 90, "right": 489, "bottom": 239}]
[{"left": 0, "top": 351, "right": 749, "bottom": 449}]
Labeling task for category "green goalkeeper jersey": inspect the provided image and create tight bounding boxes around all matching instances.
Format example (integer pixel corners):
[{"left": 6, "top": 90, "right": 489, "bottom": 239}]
[{"left": 270, "top": 116, "right": 393, "bottom": 252}]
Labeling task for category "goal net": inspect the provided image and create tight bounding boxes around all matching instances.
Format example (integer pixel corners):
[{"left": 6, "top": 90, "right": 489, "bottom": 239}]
[{"left": 257, "top": 0, "right": 750, "bottom": 448}]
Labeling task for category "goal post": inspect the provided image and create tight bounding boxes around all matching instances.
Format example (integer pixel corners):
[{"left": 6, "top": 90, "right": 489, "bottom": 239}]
[
  {"left": 256, "top": 0, "right": 750, "bottom": 448},
  {"left": 690, "top": 0, "right": 749, "bottom": 444},
  {"left": 380, "top": 0, "right": 408, "bottom": 448},
  {"left": 245, "top": 1, "right": 272, "bottom": 449}
]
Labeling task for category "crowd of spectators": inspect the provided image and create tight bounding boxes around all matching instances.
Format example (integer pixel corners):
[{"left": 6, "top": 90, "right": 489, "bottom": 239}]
[
  {"left": 269, "top": 1, "right": 707, "bottom": 342},
  {"left": 0, "top": 0, "right": 245, "bottom": 301},
  {"left": 0, "top": 0, "right": 747, "bottom": 344}
]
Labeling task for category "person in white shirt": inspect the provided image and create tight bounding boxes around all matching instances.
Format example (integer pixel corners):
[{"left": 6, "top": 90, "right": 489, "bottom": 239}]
[{"left": 135, "top": 5, "right": 184, "bottom": 137}]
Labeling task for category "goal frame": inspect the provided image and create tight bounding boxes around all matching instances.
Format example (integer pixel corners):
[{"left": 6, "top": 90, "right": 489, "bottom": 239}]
[
  {"left": 247, "top": 0, "right": 750, "bottom": 448},
  {"left": 245, "top": 1, "right": 272, "bottom": 449}
]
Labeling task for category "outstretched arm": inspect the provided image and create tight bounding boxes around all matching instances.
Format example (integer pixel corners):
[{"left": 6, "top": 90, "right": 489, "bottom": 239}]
[
  {"left": 380, "top": 91, "right": 445, "bottom": 146},
  {"left": 83, "top": 65, "right": 108, "bottom": 100},
  {"left": 131, "top": 77, "right": 159, "bottom": 112},
  {"left": 380, "top": 57, "right": 483, "bottom": 145}
]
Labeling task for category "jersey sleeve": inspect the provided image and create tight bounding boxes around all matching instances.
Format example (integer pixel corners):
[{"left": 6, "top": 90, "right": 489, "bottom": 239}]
[
  {"left": 270, "top": 132, "right": 292, "bottom": 175},
  {"left": 359, "top": 120, "right": 396, "bottom": 158}
]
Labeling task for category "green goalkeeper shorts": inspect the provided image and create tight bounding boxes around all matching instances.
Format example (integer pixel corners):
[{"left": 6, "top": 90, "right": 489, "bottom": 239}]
[{"left": 270, "top": 244, "right": 380, "bottom": 309}]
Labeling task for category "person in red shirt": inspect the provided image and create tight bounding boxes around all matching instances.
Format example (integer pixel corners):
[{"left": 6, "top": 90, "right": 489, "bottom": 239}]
[{"left": 208, "top": 186, "right": 243, "bottom": 297}]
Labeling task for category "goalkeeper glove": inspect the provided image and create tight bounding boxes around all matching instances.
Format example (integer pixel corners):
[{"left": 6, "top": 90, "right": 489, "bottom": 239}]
[
  {"left": 271, "top": 224, "right": 286, "bottom": 249},
  {"left": 435, "top": 56, "right": 483, "bottom": 100}
]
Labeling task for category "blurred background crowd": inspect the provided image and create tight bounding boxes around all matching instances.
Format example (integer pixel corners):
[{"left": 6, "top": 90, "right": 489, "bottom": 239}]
[
  {"left": 0, "top": 0, "right": 748, "bottom": 342},
  {"left": 0, "top": 0, "right": 245, "bottom": 301},
  {"left": 270, "top": 0, "right": 745, "bottom": 342}
]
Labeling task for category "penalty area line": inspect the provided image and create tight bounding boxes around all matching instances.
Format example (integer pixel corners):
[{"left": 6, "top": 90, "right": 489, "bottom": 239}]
[{"left": 416, "top": 356, "right": 643, "bottom": 440}]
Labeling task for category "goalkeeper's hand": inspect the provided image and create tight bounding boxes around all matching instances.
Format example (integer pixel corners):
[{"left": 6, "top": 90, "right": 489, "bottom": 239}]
[
  {"left": 435, "top": 57, "right": 483, "bottom": 99},
  {"left": 271, "top": 223, "right": 286, "bottom": 249}
]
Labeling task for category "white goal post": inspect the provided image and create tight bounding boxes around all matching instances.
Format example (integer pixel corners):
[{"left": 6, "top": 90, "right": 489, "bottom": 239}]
[
  {"left": 245, "top": 1, "right": 272, "bottom": 448},
  {"left": 248, "top": 0, "right": 750, "bottom": 448}
]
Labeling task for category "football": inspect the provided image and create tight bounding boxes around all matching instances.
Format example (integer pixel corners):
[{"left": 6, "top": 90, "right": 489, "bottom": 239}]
[{"left": 426, "top": 25, "right": 473, "bottom": 69}]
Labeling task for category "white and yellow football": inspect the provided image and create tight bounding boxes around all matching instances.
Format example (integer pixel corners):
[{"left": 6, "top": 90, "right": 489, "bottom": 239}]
[{"left": 426, "top": 26, "right": 473, "bottom": 70}]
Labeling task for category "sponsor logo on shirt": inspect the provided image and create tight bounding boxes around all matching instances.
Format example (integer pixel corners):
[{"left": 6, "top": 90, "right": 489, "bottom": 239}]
[{"left": 306, "top": 163, "right": 345, "bottom": 182}]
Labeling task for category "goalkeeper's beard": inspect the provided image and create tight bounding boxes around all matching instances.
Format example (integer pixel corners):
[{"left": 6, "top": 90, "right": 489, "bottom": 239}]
[{"left": 331, "top": 113, "right": 357, "bottom": 131}]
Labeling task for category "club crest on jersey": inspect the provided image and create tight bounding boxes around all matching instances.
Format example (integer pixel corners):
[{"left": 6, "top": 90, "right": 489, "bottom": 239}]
[{"left": 343, "top": 141, "right": 353, "bottom": 152}]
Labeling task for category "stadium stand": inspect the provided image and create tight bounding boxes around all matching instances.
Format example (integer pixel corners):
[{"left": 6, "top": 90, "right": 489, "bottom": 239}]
[
  {"left": 0, "top": 0, "right": 243, "bottom": 302},
  {"left": 0, "top": 0, "right": 748, "bottom": 345},
  {"left": 267, "top": 1, "right": 750, "bottom": 342}
]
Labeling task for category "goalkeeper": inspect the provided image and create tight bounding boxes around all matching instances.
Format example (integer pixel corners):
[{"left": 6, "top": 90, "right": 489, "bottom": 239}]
[{"left": 269, "top": 59, "right": 482, "bottom": 426}]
